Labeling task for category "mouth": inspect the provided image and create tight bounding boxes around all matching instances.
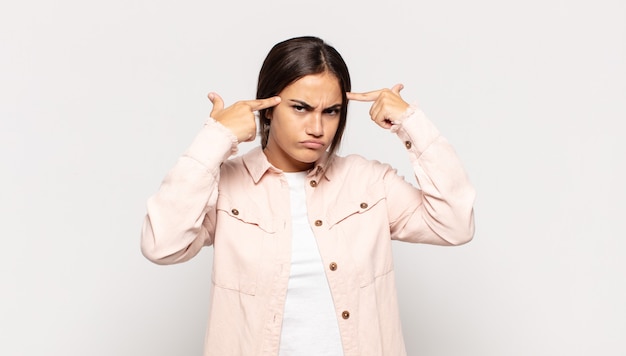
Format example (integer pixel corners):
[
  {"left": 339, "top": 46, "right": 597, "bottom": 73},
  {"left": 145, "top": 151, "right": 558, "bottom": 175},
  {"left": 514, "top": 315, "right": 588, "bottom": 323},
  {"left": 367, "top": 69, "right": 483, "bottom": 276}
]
[{"left": 300, "top": 140, "right": 325, "bottom": 150}]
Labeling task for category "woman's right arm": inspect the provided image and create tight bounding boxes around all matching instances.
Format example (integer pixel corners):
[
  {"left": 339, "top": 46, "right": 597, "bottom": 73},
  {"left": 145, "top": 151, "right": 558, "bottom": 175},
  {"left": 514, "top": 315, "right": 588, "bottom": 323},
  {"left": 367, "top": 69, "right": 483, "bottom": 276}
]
[
  {"left": 140, "top": 94, "right": 281, "bottom": 265},
  {"left": 140, "top": 119, "right": 238, "bottom": 265}
]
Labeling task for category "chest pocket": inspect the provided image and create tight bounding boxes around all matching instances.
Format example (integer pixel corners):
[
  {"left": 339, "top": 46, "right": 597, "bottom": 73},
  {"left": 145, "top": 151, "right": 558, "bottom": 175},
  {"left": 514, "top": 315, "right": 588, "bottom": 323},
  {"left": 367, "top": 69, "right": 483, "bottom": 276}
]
[
  {"left": 212, "top": 194, "right": 278, "bottom": 295},
  {"left": 326, "top": 183, "right": 387, "bottom": 227},
  {"left": 216, "top": 194, "right": 278, "bottom": 233}
]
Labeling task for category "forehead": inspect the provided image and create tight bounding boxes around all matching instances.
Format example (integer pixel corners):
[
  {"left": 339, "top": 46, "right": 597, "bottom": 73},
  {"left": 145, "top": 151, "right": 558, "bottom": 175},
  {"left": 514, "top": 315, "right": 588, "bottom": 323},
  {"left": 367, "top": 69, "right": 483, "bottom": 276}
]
[{"left": 280, "top": 72, "right": 342, "bottom": 103}]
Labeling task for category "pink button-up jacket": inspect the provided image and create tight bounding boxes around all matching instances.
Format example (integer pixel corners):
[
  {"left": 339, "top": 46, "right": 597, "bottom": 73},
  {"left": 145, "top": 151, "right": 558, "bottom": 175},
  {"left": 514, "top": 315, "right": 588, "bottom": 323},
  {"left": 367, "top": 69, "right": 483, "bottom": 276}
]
[{"left": 141, "top": 108, "right": 475, "bottom": 356}]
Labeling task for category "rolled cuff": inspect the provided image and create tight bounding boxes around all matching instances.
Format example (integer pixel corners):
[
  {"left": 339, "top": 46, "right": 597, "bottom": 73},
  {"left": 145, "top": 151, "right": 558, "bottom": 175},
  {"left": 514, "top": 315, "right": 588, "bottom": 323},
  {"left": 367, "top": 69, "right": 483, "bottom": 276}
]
[{"left": 183, "top": 118, "right": 239, "bottom": 169}]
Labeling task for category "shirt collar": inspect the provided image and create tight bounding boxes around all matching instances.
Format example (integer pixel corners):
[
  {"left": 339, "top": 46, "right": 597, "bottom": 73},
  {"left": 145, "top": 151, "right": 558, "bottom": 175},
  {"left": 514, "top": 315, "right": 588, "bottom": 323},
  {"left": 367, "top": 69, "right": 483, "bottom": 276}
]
[{"left": 241, "top": 147, "right": 336, "bottom": 184}]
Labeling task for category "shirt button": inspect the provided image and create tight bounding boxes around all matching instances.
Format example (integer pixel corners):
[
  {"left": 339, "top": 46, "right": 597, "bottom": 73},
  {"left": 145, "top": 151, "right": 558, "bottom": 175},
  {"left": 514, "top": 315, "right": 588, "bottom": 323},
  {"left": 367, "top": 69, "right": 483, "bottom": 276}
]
[
  {"left": 341, "top": 310, "right": 350, "bottom": 319},
  {"left": 360, "top": 202, "right": 368, "bottom": 209},
  {"left": 231, "top": 208, "right": 239, "bottom": 216},
  {"left": 310, "top": 180, "right": 317, "bottom": 187},
  {"left": 314, "top": 220, "right": 323, "bottom": 227},
  {"left": 405, "top": 141, "right": 412, "bottom": 149},
  {"left": 329, "top": 262, "right": 338, "bottom": 271}
]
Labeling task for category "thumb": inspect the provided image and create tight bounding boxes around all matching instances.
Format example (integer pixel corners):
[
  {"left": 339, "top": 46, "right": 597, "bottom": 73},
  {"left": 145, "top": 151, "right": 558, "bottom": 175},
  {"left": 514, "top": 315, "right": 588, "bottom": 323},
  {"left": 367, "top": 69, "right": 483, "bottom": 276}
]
[
  {"left": 207, "top": 92, "right": 224, "bottom": 118},
  {"left": 390, "top": 83, "right": 404, "bottom": 95}
]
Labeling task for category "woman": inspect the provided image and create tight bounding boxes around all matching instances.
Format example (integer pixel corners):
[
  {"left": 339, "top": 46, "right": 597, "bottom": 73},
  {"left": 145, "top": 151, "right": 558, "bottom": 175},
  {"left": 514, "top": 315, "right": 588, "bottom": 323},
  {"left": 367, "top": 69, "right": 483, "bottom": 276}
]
[{"left": 141, "top": 36, "right": 475, "bottom": 356}]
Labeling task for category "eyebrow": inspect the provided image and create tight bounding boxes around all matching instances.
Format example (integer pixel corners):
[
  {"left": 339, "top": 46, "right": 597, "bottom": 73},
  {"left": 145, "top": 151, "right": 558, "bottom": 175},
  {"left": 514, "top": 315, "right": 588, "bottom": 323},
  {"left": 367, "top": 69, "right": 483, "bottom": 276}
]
[{"left": 288, "top": 99, "right": 342, "bottom": 111}]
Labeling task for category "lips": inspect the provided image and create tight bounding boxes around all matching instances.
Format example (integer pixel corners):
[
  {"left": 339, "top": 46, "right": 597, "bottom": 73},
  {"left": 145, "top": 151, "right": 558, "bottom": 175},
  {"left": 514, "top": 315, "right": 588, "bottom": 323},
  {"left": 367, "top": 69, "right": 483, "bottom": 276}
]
[{"left": 300, "top": 140, "right": 325, "bottom": 149}]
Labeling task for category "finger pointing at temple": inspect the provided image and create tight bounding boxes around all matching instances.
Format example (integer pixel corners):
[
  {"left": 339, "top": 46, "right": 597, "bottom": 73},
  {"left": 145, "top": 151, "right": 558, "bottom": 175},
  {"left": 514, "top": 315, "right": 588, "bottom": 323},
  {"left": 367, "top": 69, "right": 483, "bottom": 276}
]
[
  {"left": 347, "top": 84, "right": 404, "bottom": 102},
  {"left": 347, "top": 84, "right": 410, "bottom": 129},
  {"left": 206, "top": 94, "right": 281, "bottom": 143},
  {"left": 247, "top": 96, "right": 282, "bottom": 111}
]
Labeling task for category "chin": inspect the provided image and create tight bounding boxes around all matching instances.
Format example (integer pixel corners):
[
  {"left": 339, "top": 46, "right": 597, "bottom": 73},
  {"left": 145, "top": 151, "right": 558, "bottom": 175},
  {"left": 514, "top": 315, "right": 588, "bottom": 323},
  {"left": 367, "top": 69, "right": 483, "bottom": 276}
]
[{"left": 299, "top": 152, "right": 324, "bottom": 163}]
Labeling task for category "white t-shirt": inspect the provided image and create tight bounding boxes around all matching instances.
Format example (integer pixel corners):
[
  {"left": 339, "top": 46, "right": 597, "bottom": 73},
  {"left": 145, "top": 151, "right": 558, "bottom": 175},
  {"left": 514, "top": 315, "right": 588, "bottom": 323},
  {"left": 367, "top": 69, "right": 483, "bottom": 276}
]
[{"left": 278, "top": 171, "right": 344, "bottom": 356}]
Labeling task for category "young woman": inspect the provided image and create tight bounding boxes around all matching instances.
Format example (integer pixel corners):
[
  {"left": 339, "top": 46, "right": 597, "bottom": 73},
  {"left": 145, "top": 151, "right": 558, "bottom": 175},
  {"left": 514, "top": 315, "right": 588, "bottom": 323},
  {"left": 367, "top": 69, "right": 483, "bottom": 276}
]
[{"left": 141, "top": 36, "right": 475, "bottom": 356}]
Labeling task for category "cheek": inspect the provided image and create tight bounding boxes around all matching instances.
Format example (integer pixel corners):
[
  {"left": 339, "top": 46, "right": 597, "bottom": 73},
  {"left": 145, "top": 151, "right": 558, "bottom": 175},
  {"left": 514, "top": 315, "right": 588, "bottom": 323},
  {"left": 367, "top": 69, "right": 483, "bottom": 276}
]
[
  {"left": 327, "top": 119, "right": 341, "bottom": 136},
  {"left": 270, "top": 117, "right": 298, "bottom": 143}
]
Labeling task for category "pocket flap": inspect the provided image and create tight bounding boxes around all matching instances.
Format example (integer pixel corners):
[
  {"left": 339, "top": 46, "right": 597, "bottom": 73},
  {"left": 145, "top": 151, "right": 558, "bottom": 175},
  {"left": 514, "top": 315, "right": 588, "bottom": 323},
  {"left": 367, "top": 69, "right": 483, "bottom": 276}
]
[
  {"left": 216, "top": 194, "right": 277, "bottom": 233},
  {"left": 327, "top": 183, "right": 386, "bottom": 227}
]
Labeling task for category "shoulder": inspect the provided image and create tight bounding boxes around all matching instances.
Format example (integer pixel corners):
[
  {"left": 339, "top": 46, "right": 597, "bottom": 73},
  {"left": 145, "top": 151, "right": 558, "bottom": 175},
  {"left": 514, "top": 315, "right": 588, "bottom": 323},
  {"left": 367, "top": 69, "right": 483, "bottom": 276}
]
[
  {"left": 219, "top": 147, "right": 269, "bottom": 183},
  {"left": 221, "top": 154, "right": 245, "bottom": 171},
  {"left": 329, "top": 153, "right": 394, "bottom": 179},
  {"left": 218, "top": 153, "right": 248, "bottom": 183}
]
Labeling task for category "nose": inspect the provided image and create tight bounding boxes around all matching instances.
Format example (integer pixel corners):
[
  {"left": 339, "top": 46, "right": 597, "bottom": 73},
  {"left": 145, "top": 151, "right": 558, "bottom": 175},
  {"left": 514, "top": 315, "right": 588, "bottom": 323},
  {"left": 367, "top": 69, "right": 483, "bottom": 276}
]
[{"left": 306, "top": 112, "right": 323, "bottom": 137}]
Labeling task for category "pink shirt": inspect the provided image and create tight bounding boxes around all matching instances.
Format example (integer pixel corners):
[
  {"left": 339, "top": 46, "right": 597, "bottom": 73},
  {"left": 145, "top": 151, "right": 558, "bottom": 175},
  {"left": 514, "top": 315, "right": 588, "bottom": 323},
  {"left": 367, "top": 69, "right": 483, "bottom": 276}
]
[{"left": 141, "top": 108, "right": 476, "bottom": 356}]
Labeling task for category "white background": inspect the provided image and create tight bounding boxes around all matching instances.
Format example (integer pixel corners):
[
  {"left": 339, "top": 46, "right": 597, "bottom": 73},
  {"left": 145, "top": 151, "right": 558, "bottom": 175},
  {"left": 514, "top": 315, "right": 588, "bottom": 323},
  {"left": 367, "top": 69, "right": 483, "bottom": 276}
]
[{"left": 2, "top": 0, "right": 625, "bottom": 355}]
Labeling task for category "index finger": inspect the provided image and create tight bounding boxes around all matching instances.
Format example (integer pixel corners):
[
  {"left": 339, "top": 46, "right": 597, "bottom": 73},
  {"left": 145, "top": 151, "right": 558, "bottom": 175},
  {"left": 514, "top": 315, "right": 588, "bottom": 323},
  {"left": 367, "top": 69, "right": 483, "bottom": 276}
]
[
  {"left": 346, "top": 89, "right": 385, "bottom": 102},
  {"left": 245, "top": 96, "right": 281, "bottom": 111}
]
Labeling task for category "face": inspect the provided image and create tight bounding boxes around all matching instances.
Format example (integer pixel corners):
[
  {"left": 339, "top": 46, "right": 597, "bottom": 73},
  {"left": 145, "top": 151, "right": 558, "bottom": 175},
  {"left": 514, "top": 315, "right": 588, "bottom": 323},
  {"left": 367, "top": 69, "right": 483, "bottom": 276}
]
[{"left": 264, "top": 72, "right": 343, "bottom": 172}]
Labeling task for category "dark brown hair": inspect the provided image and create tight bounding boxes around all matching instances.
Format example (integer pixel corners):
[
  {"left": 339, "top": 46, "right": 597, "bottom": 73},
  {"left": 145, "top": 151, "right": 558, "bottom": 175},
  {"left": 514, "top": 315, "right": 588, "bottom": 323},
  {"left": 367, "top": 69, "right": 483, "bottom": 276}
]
[{"left": 256, "top": 36, "right": 351, "bottom": 157}]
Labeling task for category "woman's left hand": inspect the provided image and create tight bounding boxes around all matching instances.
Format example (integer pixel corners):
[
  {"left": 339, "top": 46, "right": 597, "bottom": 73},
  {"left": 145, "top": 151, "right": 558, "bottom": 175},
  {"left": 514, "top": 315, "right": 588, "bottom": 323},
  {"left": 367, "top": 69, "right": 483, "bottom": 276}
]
[{"left": 347, "top": 84, "right": 410, "bottom": 129}]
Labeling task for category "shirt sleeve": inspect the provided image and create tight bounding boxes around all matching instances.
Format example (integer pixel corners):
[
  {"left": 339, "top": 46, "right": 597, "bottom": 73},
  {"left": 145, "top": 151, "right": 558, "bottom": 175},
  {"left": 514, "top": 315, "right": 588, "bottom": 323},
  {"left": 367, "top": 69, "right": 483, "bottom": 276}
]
[
  {"left": 140, "top": 119, "right": 238, "bottom": 264},
  {"left": 386, "top": 107, "right": 476, "bottom": 245}
]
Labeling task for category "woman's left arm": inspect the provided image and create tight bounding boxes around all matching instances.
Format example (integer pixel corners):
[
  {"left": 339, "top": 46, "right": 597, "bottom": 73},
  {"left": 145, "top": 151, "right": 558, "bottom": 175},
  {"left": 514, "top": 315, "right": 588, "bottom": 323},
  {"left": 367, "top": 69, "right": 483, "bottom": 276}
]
[{"left": 348, "top": 85, "right": 475, "bottom": 245}]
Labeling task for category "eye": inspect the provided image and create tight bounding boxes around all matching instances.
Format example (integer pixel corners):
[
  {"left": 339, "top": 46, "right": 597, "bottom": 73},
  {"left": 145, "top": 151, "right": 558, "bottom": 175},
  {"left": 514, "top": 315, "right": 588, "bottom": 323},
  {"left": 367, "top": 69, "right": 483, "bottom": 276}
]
[
  {"left": 323, "top": 108, "right": 341, "bottom": 116},
  {"left": 292, "top": 105, "right": 306, "bottom": 113}
]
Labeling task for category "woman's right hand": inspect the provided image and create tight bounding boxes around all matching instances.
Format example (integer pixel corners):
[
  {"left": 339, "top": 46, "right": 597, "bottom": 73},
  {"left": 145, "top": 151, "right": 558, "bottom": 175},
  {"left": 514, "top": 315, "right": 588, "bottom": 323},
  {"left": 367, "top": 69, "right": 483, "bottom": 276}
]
[{"left": 208, "top": 92, "right": 281, "bottom": 143}]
